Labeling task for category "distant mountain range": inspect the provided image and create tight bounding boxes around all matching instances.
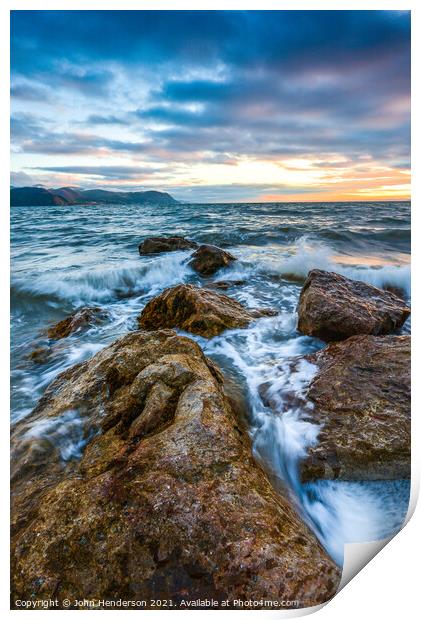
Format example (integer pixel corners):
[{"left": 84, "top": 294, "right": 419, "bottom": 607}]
[{"left": 10, "top": 186, "right": 178, "bottom": 206}]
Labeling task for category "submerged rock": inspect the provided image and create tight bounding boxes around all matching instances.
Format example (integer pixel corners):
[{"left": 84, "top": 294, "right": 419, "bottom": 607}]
[
  {"left": 46, "top": 306, "right": 108, "bottom": 340},
  {"left": 138, "top": 284, "right": 276, "bottom": 337},
  {"left": 27, "top": 346, "right": 52, "bottom": 364},
  {"left": 302, "top": 335, "right": 411, "bottom": 481},
  {"left": 11, "top": 330, "right": 340, "bottom": 607},
  {"left": 138, "top": 235, "right": 198, "bottom": 255},
  {"left": 205, "top": 279, "right": 246, "bottom": 290},
  {"left": 297, "top": 269, "right": 410, "bottom": 342},
  {"left": 188, "top": 244, "right": 236, "bottom": 276}
]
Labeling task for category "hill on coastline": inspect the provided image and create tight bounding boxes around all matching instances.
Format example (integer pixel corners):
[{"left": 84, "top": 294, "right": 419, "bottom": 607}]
[{"left": 10, "top": 186, "right": 178, "bottom": 206}]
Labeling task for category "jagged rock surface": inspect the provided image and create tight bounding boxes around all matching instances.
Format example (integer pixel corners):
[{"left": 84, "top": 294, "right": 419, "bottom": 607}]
[
  {"left": 138, "top": 284, "right": 276, "bottom": 337},
  {"left": 46, "top": 307, "right": 108, "bottom": 340},
  {"left": 188, "top": 244, "right": 236, "bottom": 276},
  {"left": 139, "top": 236, "right": 198, "bottom": 255},
  {"left": 11, "top": 330, "right": 340, "bottom": 608},
  {"left": 297, "top": 269, "right": 410, "bottom": 342}
]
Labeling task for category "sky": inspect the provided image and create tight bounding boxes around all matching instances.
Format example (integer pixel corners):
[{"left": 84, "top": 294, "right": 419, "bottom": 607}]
[{"left": 10, "top": 10, "right": 410, "bottom": 202}]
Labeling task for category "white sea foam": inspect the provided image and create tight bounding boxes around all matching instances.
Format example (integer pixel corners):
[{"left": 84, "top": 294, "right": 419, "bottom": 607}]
[
  {"left": 25, "top": 409, "right": 88, "bottom": 461},
  {"left": 11, "top": 341, "right": 105, "bottom": 425},
  {"left": 302, "top": 480, "right": 410, "bottom": 565},
  {"left": 261, "top": 236, "right": 411, "bottom": 295},
  {"left": 220, "top": 237, "right": 410, "bottom": 298},
  {"left": 203, "top": 312, "right": 408, "bottom": 565},
  {"left": 12, "top": 252, "right": 193, "bottom": 304}
]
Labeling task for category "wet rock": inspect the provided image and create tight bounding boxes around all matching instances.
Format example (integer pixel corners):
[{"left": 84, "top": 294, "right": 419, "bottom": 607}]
[
  {"left": 383, "top": 284, "right": 406, "bottom": 300},
  {"left": 205, "top": 279, "right": 246, "bottom": 290},
  {"left": 138, "top": 236, "right": 198, "bottom": 255},
  {"left": 297, "top": 269, "right": 410, "bottom": 342},
  {"left": 301, "top": 335, "right": 411, "bottom": 481},
  {"left": 11, "top": 330, "right": 340, "bottom": 607},
  {"left": 188, "top": 244, "right": 236, "bottom": 276},
  {"left": 46, "top": 307, "right": 108, "bottom": 340},
  {"left": 138, "top": 284, "right": 277, "bottom": 337},
  {"left": 27, "top": 346, "right": 52, "bottom": 364}
]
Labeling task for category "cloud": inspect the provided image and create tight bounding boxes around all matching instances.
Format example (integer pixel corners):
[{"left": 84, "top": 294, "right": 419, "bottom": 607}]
[
  {"left": 55, "top": 68, "right": 114, "bottom": 96},
  {"left": 85, "top": 114, "right": 129, "bottom": 125},
  {"left": 31, "top": 165, "right": 161, "bottom": 179},
  {"left": 12, "top": 123, "right": 150, "bottom": 156},
  {"left": 10, "top": 170, "right": 35, "bottom": 186},
  {"left": 10, "top": 10, "right": 411, "bottom": 201},
  {"left": 11, "top": 113, "right": 51, "bottom": 140},
  {"left": 10, "top": 83, "right": 47, "bottom": 101},
  {"left": 11, "top": 11, "right": 410, "bottom": 76},
  {"left": 168, "top": 183, "right": 317, "bottom": 203}
]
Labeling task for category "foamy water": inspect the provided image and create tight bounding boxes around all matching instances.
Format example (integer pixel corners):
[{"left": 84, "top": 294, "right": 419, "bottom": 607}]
[{"left": 11, "top": 200, "right": 411, "bottom": 565}]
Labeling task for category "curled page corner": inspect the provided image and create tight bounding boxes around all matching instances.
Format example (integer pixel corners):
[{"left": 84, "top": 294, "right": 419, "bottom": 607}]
[
  {"left": 337, "top": 473, "right": 419, "bottom": 594},
  {"left": 338, "top": 537, "right": 393, "bottom": 592}
]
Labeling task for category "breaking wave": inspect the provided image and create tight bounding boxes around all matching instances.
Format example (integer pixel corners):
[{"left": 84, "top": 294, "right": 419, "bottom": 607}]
[
  {"left": 222, "top": 236, "right": 411, "bottom": 297},
  {"left": 12, "top": 252, "right": 193, "bottom": 305}
]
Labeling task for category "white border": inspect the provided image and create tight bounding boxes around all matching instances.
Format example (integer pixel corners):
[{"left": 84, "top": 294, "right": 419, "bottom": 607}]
[{"left": 2, "top": 2, "right": 419, "bottom": 618}]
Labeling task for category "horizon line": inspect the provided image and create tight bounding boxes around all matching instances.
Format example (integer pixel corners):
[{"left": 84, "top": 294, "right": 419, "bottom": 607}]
[{"left": 10, "top": 185, "right": 411, "bottom": 205}]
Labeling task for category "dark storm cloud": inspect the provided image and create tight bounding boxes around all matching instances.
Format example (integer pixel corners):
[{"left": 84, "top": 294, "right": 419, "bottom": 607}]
[{"left": 11, "top": 11, "right": 410, "bottom": 76}]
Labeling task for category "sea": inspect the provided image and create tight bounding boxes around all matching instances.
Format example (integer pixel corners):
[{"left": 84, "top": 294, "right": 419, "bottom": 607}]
[{"left": 11, "top": 200, "right": 411, "bottom": 566}]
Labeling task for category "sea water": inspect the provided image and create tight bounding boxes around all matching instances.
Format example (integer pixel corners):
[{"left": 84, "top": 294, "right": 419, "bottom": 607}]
[{"left": 11, "top": 200, "right": 411, "bottom": 565}]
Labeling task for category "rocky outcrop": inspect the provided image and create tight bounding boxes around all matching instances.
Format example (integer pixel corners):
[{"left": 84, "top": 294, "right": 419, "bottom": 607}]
[
  {"left": 297, "top": 269, "right": 410, "bottom": 342},
  {"left": 301, "top": 334, "right": 411, "bottom": 480},
  {"left": 45, "top": 306, "right": 108, "bottom": 339},
  {"left": 138, "top": 284, "right": 276, "bottom": 337},
  {"left": 259, "top": 335, "right": 410, "bottom": 481},
  {"left": 139, "top": 236, "right": 198, "bottom": 255},
  {"left": 11, "top": 330, "right": 340, "bottom": 608},
  {"left": 188, "top": 244, "right": 236, "bottom": 276}
]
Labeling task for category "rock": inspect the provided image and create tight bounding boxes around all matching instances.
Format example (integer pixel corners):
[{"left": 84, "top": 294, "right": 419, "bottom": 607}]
[
  {"left": 188, "top": 244, "right": 236, "bottom": 276},
  {"left": 139, "top": 236, "right": 198, "bottom": 255},
  {"left": 297, "top": 269, "right": 410, "bottom": 342},
  {"left": 138, "top": 284, "right": 277, "bottom": 337},
  {"left": 11, "top": 330, "right": 340, "bottom": 607},
  {"left": 27, "top": 346, "right": 52, "bottom": 364},
  {"left": 46, "top": 307, "right": 108, "bottom": 340},
  {"left": 383, "top": 284, "right": 406, "bottom": 300},
  {"left": 301, "top": 335, "right": 410, "bottom": 480},
  {"left": 205, "top": 280, "right": 246, "bottom": 290}
]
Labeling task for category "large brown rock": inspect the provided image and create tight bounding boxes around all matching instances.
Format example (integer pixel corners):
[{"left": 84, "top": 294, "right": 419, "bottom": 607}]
[
  {"left": 139, "top": 236, "right": 198, "bottom": 255},
  {"left": 301, "top": 335, "right": 410, "bottom": 481},
  {"left": 188, "top": 244, "right": 236, "bottom": 276},
  {"left": 138, "top": 284, "right": 276, "bottom": 338},
  {"left": 11, "top": 330, "right": 340, "bottom": 608},
  {"left": 297, "top": 269, "right": 410, "bottom": 342},
  {"left": 259, "top": 335, "right": 410, "bottom": 481},
  {"left": 46, "top": 306, "right": 108, "bottom": 340}
]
